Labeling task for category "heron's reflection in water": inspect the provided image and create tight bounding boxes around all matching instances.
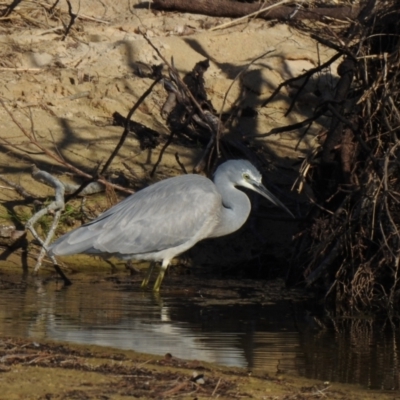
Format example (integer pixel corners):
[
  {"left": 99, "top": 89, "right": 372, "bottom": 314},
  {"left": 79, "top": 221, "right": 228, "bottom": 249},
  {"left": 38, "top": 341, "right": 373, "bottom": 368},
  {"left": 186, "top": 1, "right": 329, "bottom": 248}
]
[{"left": 0, "top": 276, "right": 399, "bottom": 390}]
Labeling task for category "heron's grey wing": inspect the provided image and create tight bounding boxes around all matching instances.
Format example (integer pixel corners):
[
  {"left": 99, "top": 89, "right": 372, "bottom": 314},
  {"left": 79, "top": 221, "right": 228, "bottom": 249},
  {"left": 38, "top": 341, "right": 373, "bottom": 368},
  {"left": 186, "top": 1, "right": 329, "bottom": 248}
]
[{"left": 49, "top": 174, "right": 222, "bottom": 256}]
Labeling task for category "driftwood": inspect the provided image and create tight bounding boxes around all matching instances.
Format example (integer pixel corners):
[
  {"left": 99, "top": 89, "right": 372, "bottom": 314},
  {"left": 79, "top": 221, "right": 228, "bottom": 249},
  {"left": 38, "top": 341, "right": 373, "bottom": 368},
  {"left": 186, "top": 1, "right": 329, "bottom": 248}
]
[
  {"left": 152, "top": 0, "right": 360, "bottom": 22},
  {"left": 25, "top": 165, "right": 71, "bottom": 285}
]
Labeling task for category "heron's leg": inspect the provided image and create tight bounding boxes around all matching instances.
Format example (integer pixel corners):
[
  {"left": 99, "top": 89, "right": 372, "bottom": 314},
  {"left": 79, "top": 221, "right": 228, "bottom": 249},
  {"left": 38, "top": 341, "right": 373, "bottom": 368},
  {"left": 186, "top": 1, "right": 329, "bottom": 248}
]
[
  {"left": 141, "top": 261, "right": 156, "bottom": 289},
  {"left": 153, "top": 259, "right": 170, "bottom": 292}
]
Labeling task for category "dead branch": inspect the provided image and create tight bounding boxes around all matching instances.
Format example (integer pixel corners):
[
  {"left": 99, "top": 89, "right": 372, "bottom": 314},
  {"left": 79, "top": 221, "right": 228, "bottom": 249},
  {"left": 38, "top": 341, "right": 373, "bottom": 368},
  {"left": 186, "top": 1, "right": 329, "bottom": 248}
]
[
  {"left": 142, "top": 33, "right": 219, "bottom": 172},
  {"left": 24, "top": 165, "right": 71, "bottom": 284},
  {"left": 209, "top": 0, "right": 293, "bottom": 32},
  {"left": 152, "top": 0, "right": 360, "bottom": 22},
  {"left": 142, "top": 33, "right": 207, "bottom": 119},
  {"left": 310, "top": 33, "right": 357, "bottom": 61}
]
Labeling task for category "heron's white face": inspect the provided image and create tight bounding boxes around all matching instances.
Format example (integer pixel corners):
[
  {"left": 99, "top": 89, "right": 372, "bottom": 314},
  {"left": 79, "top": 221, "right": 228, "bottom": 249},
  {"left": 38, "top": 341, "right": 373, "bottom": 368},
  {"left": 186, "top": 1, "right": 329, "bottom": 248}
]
[{"left": 238, "top": 169, "right": 263, "bottom": 191}]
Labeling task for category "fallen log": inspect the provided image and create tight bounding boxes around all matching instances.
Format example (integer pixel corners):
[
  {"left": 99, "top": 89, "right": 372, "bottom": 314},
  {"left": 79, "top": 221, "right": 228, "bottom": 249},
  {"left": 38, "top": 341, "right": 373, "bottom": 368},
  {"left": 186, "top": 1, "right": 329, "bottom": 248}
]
[{"left": 152, "top": 0, "right": 360, "bottom": 22}]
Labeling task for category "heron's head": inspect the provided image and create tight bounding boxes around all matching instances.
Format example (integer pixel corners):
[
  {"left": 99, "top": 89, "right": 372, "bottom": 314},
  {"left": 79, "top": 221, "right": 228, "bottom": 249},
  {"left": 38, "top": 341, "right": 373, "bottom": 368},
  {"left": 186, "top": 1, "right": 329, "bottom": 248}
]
[
  {"left": 214, "top": 159, "right": 265, "bottom": 189},
  {"left": 214, "top": 159, "right": 294, "bottom": 217}
]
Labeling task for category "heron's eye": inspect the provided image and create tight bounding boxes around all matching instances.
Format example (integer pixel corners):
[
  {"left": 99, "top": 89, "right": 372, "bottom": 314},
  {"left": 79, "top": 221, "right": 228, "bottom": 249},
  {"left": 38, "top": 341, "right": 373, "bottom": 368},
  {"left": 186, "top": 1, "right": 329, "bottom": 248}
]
[{"left": 243, "top": 173, "right": 250, "bottom": 180}]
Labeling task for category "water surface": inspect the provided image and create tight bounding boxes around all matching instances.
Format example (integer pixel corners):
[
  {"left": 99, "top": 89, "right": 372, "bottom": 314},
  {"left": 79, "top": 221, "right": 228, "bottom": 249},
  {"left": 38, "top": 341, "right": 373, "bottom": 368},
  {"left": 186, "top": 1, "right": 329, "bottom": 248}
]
[{"left": 0, "top": 272, "right": 399, "bottom": 390}]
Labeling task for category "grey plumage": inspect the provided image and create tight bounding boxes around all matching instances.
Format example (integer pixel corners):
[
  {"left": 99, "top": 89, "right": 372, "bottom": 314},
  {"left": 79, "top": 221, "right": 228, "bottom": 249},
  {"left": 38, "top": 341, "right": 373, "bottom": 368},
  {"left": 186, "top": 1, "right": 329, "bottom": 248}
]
[{"left": 48, "top": 159, "right": 293, "bottom": 291}]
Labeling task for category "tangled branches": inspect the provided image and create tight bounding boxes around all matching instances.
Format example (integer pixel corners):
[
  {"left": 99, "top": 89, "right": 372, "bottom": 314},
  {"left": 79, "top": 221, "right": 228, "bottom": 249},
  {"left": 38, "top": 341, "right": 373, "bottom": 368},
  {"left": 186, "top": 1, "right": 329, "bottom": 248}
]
[{"left": 290, "top": 0, "right": 400, "bottom": 315}]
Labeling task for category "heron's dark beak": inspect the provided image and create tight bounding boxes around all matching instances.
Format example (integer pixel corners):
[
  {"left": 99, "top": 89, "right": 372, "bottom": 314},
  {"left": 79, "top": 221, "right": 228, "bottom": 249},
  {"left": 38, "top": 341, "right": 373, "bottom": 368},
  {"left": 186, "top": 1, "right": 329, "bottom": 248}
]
[{"left": 251, "top": 181, "right": 294, "bottom": 218}]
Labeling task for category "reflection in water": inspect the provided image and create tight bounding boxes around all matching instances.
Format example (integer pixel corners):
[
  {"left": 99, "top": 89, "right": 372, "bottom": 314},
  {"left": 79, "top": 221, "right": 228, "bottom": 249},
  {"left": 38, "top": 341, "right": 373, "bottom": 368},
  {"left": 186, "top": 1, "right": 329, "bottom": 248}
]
[{"left": 0, "top": 275, "right": 399, "bottom": 390}]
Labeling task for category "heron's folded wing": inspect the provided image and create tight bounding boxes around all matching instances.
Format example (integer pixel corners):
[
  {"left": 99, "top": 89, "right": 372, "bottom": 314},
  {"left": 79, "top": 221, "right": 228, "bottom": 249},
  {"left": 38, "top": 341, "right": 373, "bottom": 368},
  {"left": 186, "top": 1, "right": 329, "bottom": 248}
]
[{"left": 50, "top": 174, "right": 221, "bottom": 256}]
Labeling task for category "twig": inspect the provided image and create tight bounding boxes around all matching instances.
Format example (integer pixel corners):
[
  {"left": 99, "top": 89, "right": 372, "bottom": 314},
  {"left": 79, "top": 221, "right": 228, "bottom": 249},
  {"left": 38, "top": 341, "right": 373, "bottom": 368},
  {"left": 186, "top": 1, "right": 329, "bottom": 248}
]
[
  {"left": 310, "top": 33, "right": 357, "bottom": 61},
  {"left": 75, "top": 13, "right": 109, "bottom": 24},
  {"left": 193, "top": 134, "right": 215, "bottom": 173},
  {"left": 209, "top": 0, "right": 292, "bottom": 31},
  {"left": 0, "top": 67, "right": 41, "bottom": 72},
  {"left": 161, "top": 381, "right": 190, "bottom": 397},
  {"left": 61, "top": 0, "right": 79, "bottom": 41},
  {"left": 0, "top": 100, "right": 91, "bottom": 179},
  {"left": 61, "top": 91, "right": 90, "bottom": 101},
  {"left": 211, "top": 377, "right": 222, "bottom": 397},
  {"left": 141, "top": 33, "right": 209, "bottom": 129},
  {"left": 0, "top": 175, "right": 35, "bottom": 199},
  {"left": 0, "top": 100, "right": 132, "bottom": 194},
  {"left": 150, "top": 131, "right": 175, "bottom": 177},
  {"left": 48, "top": 0, "right": 60, "bottom": 14},
  {"left": 100, "top": 77, "right": 162, "bottom": 176},
  {"left": 175, "top": 153, "right": 187, "bottom": 174}
]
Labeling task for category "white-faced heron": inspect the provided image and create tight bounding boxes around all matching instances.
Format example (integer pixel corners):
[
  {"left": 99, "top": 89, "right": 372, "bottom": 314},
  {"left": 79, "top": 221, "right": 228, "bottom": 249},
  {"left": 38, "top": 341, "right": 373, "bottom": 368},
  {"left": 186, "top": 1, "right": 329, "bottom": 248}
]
[{"left": 48, "top": 159, "right": 293, "bottom": 291}]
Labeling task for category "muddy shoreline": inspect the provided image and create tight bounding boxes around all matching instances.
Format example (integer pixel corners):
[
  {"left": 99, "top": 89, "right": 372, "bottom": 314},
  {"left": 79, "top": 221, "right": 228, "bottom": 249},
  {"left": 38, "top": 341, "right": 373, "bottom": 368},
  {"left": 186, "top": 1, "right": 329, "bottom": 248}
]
[{"left": 0, "top": 335, "right": 393, "bottom": 400}]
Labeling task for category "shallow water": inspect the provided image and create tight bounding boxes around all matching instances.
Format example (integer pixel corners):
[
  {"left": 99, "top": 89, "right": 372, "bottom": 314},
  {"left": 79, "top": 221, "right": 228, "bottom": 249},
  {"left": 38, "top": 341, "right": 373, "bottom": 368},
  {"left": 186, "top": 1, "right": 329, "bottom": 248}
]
[{"left": 0, "top": 272, "right": 399, "bottom": 390}]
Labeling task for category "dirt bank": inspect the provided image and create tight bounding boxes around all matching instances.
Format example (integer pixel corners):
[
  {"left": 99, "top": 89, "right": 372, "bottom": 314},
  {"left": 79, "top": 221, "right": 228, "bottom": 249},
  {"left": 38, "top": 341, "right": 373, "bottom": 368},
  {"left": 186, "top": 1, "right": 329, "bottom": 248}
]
[{"left": 0, "top": 336, "right": 393, "bottom": 400}]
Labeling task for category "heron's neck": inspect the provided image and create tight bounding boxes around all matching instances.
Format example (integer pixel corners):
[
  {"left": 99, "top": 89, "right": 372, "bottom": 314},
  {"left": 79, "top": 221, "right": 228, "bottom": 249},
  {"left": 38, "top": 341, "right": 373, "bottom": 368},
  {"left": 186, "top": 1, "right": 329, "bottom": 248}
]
[{"left": 211, "top": 177, "right": 251, "bottom": 238}]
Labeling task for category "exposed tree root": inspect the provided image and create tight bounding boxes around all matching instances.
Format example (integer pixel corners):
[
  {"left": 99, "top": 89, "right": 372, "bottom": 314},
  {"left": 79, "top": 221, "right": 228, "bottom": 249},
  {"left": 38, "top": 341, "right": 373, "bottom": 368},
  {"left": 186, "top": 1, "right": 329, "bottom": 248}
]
[{"left": 287, "top": 0, "right": 400, "bottom": 315}]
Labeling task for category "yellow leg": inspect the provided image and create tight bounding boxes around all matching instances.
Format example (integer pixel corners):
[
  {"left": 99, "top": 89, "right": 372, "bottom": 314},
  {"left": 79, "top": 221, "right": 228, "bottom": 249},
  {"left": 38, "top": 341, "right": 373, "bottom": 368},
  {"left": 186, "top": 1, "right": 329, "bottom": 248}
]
[
  {"left": 141, "top": 261, "right": 156, "bottom": 289},
  {"left": 153, "top": 259, "right": 170, "bottom": 292}
]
